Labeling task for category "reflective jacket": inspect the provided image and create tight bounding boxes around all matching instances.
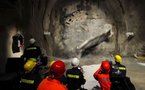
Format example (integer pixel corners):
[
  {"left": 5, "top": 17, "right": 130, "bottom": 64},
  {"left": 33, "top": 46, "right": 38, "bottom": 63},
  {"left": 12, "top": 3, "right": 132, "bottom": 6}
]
[
  {"left": 66, "top": 67, "right": 86, "bottom": 90},
  {"left": 37, "top": 78, "right": 67, "bottom": 90},
  {"left": 23, "top": 44, "right": 41, "bottom": 59},
  {"left": 110, "top": 63, "right": 127, "bottom": 90},
  {"left": 19, "top": 70, "right": 42, "bottom": 90},
  {"left": 94, "top": 68, "right": 111, "bottom": 90},
  {"left": 111, "top": 63, "right": 126, "bottom": 78}
]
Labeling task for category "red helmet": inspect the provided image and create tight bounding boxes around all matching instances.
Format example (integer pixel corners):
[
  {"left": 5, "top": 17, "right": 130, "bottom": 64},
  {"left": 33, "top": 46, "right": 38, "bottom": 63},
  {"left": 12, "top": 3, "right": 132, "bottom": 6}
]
[
  {"left": 50, "top": 60, "right": 65, "bottom": 79},
  {"left": 101, "top": 60, "right": 110, "bottom": 72}
]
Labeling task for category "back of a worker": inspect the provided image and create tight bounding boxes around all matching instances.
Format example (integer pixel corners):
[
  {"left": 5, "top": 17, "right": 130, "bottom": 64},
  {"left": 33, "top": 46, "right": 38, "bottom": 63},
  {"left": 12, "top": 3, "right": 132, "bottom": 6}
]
[
  {"left": 37, "top": 78, "right": 67, "bottom": 90},
  {"left": 19, "top": 58, "right": 42, "bottom": 90},
  {"left": 110, "top": 55, "right": 132, "bottom": 90},
  {"left": 93, "top": 60, "right": 111, "bottom": 90},
  {"left": 23, "top": 38, "right": 41, "bottom": 59},
  {"left": 37, "top": 60, "right": 67, "bottom": 90},
  {"left": 66, "top": 58, "right": 86, "bottom": 90},
  {"left": 111, "top": 55, "right": 126, "bottom": 78}
]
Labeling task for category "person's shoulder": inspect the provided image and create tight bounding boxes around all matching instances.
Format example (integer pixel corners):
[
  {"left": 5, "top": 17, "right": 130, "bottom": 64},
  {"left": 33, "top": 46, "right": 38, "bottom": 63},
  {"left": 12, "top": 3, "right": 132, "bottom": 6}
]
[
  {"left": 72, "top": 67, "right": 82, "bottom": 72},
  {"left": 66, "top": 68, "right": 80, "bottom": 74},
  {"left": 41, "top": 78, "right": 48, "bottom": 82},
  {"left": 30, "top": 45, "right": 40, "bottom": 48},
  {"left": 49, "top": 79, "right": 67, "bottom": 90},
  {"left": 112, "top": 63, "right": 118, "bottom": 67},
  {"left": 26, "top": 45, "right": 31, "bottom": 48},
  {"left": 56, "top": 83, "right": 67, "bottom": 90},
  {"left": 120, "top": 63, "right": 126, "bottom": 67},
  {"left": 66, "top": 68, "right": 73, "bottom": 72},
  {"left": 35, "top": 45, "right": 41, "bottom": 48}
]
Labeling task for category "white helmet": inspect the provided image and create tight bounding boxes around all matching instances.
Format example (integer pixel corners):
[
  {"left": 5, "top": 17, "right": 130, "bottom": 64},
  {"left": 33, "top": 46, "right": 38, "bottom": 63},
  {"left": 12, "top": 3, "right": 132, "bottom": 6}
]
[
  {"left": 71, "top": 58, "right": 80, "bottom": 67},
  {"left": 17, "top": 31, "right": 21, "bottom": 34},
  {"left": 29, "top": 38, "right": 36, "bottom": 44}
]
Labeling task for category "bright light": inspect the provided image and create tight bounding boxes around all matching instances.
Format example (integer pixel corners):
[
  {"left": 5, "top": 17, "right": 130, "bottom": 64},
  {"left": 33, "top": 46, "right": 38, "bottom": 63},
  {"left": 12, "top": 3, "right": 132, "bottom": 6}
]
[{"left": 7, "top": 25, "right": 23, "bottom": 58}]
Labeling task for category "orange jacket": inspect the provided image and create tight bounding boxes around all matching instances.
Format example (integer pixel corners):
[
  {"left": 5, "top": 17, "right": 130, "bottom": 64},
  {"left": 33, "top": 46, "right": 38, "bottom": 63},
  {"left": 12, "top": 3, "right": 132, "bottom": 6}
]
[
  {"left": 37, "top": 78, "right": 67, "bottom": 90},
  {"left": 93, "top": 68, "right": 111, "bottom": 90}
]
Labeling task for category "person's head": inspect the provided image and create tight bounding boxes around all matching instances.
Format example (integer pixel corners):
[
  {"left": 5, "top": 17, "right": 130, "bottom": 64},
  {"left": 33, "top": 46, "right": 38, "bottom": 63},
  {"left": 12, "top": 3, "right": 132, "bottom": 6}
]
[
  {"left": 29, "top": 38, "right": 36, "bottom": 44},
  {"left": 49, "top": 60, "right": 65, "bottom": 79},
  {"left": 71, "top": 58, "right": 80, "bottom": 67},
  {"left": 114, "top": 54, "right": 122, "bottom": 63},
  {"left": 101, "top": 60, "right": 110, "bottom": 73},
  {"left": 24, "top": 58, "right": 37, "bottom": 73}
]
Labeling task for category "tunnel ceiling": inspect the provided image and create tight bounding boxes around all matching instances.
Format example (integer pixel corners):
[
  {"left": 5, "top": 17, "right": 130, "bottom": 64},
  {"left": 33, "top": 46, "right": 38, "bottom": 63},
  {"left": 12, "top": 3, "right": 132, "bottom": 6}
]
[{"left": 0, "top": 0, "right": 18, "bottom": 25}]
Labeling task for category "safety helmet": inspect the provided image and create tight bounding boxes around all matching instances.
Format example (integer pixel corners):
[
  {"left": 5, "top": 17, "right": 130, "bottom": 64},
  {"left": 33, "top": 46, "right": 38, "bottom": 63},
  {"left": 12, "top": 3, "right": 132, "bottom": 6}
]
[
  {"left": 29, "top": 38, "right": 36, "bottom": 44},
  {"left": 50, "top": 60, "right": 65, "bottom": 79},
  {"left": 101, "top": 60, "right": 110, "bottom": 72},
  {"left": 17, "top": 31, "right": 21, "bottom": 34},
  {"left": 49, "top": 60, "right": 55, "bottom": 67},
  {"left": 24, "top": 58, "right": 37, "bottom": 72},
  {"left": 71, "top": 58, "right": 80, "bottom": 67},
  {"left": 115, "top": 54, "right": 122, "bottom": 63}
]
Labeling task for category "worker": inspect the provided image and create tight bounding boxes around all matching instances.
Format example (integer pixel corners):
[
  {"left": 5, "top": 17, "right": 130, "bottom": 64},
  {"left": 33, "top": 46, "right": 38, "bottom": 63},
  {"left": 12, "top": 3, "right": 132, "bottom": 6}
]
[
  {"left": 111, "top": 54, "right": 136, "bottom": 90},
  {"left": 93, "top": 60, "right": 111, "bottom": 90},
  {"left": 111, "top": 55, "right": 126, "bottom": 78},
  {"left": 110, "top": 54, "right": 133, "bottom": 90},
  {"left": 22, "top": 38, "right": 42, "bottom": 60},
  {"left": 37, "top": 60, "right": 67, "bottom": 90},
  {"left": 19, "top": 58, "right": 42, "bottom": 90},
  {"left": 43, "top": 60, "right": 67, "bottom": 85},
  {"left": 66, "top": 58, "right": 86, "bottom": 90},
  {"left": 48, "top": 60, "right": 67, "bottom": 85}
]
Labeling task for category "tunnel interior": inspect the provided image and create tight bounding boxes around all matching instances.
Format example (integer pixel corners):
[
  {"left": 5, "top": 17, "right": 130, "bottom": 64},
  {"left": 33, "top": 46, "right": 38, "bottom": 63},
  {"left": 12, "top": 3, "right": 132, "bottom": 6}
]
[
  {"left": 1, "top": 0, "right": 145, "bottom": 89},
  {"left": 47, "top": 0, "right": 145, "bottom": 58},
  {"left": 0, "top": 0, "right": 145, "bottom": 73}
]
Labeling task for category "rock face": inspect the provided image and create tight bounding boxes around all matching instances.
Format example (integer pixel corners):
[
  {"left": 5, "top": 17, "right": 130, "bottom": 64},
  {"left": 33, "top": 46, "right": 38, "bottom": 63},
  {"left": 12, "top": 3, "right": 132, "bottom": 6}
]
[
  {"left": 49, "top": 0, "right": 145, "bottom": 58},
  {"left": 1, "top": 0, "right": 145, "bottom": 72},
  {"left": 53, "top": 1, "right": 114, "bottom": 58}
]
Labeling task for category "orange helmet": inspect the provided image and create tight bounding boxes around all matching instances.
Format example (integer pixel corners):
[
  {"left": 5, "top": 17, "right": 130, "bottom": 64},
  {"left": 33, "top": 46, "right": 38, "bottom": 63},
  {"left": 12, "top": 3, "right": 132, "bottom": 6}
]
[
  {"left": 101, "top": 60, "right": 110, "bottom": 73},
  {"left": 50, "top": 60, "right": 65, "bottom": 79}
]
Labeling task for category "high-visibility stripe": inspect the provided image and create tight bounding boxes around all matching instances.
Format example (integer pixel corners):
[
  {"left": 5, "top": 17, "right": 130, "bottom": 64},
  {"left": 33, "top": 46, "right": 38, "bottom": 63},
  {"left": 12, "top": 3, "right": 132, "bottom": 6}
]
[
  {"left": 28, "top": 58, "right": 37, "bottom": 62},
  {"left": 119, "top": 67, "right": 126, "bottom": 70},
  {"left": 101, "top": 78, "right": 110, "bottom": 82},
  {"left": 67, "top": 74, "right": 79, "bottom": 79},
  {"left": 20, "top": 78, "right": 34, "bottom": 84},
  {"left": 26, "top": 47, "right": 37, "bottom": 50}
]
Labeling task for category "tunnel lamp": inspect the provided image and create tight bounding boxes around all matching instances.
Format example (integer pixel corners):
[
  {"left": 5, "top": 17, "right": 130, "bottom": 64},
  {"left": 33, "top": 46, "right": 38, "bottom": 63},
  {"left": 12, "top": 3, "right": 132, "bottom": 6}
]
[
  {"left": 126, "top": 32, "right": 134, "bottom": 37},
  {"left": 126, "top": 32, "right": 134, "bottom": 41},
  {"left": 44, "top": 31, "right": 51, "bottom": 36}
]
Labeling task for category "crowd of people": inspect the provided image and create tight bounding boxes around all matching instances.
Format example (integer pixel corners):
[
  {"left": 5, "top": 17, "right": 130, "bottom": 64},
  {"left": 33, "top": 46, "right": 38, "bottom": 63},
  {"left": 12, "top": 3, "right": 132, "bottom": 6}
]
[{"left": 17, "top": 38, "right": 135, "bottom": 90}]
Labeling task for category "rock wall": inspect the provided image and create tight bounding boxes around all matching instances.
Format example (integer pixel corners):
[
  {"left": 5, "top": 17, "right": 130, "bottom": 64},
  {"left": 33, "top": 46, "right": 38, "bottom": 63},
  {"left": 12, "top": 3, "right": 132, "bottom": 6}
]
[
  {"left": 50, "top": 0, "right": 145, "bottom": 57},
  {"left": 1, "top": 0, "right": 145, "bottom": 73}
]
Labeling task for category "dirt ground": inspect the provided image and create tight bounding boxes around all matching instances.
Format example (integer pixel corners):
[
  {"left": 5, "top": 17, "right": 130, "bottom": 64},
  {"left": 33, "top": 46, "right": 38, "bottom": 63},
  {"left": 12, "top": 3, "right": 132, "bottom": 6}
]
[{"left": 65, "top": 54, "right": 145, "bottom": 90}]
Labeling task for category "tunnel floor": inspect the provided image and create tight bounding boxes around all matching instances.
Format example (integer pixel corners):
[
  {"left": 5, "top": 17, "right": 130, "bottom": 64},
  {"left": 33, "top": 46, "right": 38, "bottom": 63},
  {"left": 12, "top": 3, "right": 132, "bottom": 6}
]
[
  {"left": 76, "top": 55, "right": 145, "bottom": 90},
  {"left": 1, "top": 55, "right": 145, "bottom": 90}
]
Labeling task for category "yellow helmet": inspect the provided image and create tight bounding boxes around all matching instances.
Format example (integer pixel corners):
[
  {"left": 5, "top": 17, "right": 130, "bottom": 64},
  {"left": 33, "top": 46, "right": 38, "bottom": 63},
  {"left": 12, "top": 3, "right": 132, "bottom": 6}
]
[
  {"left": 49, "top": 60, "right": 56, "bottom": 67},
  {"left": 24, "top": 58, "right": 37, "bottom": 72},
  {"left": 114, "top": 54, "right": 122, "bottom": 63}
]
